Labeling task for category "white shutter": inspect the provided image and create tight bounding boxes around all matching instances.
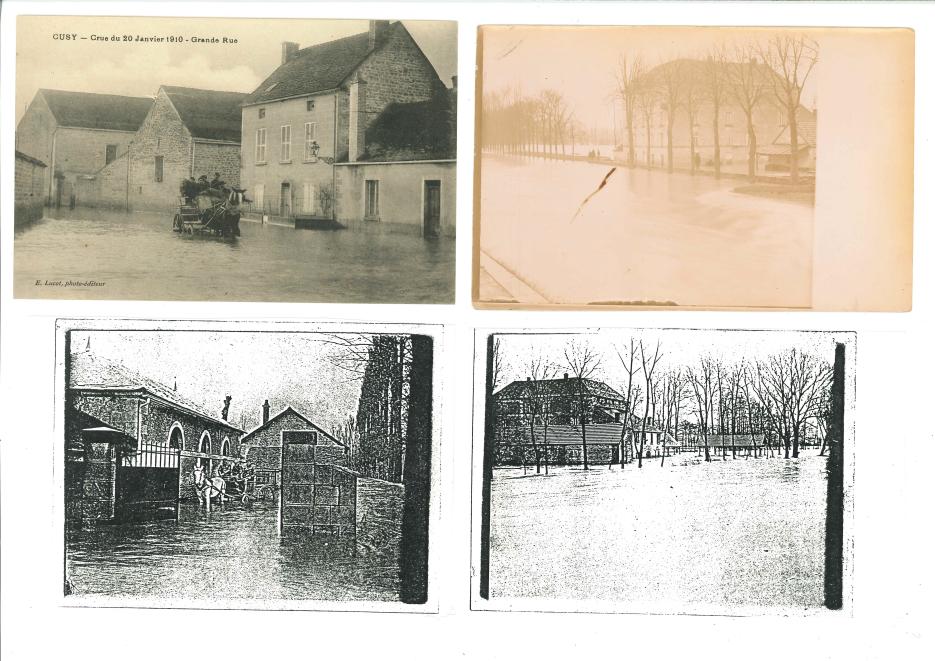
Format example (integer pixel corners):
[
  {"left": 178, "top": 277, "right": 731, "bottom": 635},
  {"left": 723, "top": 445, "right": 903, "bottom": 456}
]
[
  {"left": 303, "top": 183, "right": 315, "bottom": 213},
  {"left": 254, "top": 184, "right": 265, "bottom": 209}
]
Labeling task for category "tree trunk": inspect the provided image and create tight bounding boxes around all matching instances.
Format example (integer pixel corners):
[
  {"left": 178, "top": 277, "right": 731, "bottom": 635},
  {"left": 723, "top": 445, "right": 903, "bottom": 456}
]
[
  {"left": 666, "top": 117, "right": 674, "bottom": 173},
  {"left": 788, "top": 100, "right": 799, "bottom": 184},
  {"left": 626, "top": 108, "right": 635, "bottom": 167},
  {"left": 746, "top": 114, "right": 757, "bottom": 180},
  {"left": 792, "top": 424, "right": 800, "bottom": 459},
  {"left": 712, "top": 102, "right": 721, "bottom": 179}
]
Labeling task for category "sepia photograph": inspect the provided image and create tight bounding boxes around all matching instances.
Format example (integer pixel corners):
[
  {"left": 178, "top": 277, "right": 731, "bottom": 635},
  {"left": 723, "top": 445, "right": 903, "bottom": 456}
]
[
  {"left": 14, "top": 16, "right": 457, "bottom": 303},
  {"left": 474, "top": 328, "right": 853, "bottom": 614},
  {"left": 59, "top": 321, "right": 437, "bottom": 609},
  {"left": 475, "top": 26, "right": 913, "bottom": 310}
]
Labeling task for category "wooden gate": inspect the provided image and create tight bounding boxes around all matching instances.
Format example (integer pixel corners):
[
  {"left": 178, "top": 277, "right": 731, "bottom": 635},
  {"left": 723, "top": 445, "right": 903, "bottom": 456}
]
[
  {"left": 280, "top": 431, "right": 357, "bottom": 535},
  {"left": 423, "top": 180, "right": 441, "bottom": 237},
  {"left": 115, "top": 441, "right": 181, "bottom": 522}
]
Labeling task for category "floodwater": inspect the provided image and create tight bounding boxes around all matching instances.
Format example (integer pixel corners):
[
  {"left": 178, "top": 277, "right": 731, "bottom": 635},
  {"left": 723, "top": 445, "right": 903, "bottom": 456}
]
[
  {"left": 489, "top": 451, "right": 828, "bottom": 613},
  {"left": 479, "top": 154, "right": 813, "bottom": 308},
  {"left": 15, "top": 208, "right": 454, "bottom": 303},
  {"left": 66, "top": 500, "right": 400, "bottom": 602}
]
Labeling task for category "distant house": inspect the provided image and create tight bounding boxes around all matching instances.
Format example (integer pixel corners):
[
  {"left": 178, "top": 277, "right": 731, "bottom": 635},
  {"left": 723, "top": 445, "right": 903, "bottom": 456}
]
[
  {"left": 494, "top": 374, "right": 627, "bottom": 428},
  {"left": 94, "top": 85, "right": 248, "bottom": 211},
  {"left": 65, "top": 349, "right": 243, "bottom": 522},
  {"left": 758, "top": 108, "right": 817, "bottom": 174},
  {"left": 13, "top": 150, "right": 47, "bottom": 228},
  {"left": 15, "top": 89, "right": 152, "bottom": 207},
  {"left": 240, "top": 20, "right": 456, "bottom": 236},
  {"left": 239, "top": 401, "right": 348, "bottom": 481}
]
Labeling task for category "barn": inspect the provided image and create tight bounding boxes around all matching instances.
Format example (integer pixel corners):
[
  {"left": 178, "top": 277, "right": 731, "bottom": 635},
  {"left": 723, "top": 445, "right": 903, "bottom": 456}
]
[{"left": 65, "top": 349, "right": 244, "bottom": 523}]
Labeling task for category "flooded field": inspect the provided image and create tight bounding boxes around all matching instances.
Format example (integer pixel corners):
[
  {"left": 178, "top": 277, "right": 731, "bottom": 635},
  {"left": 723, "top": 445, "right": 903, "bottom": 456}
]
[
  {"left": 66, "top": 499, "right": 400, "bottom": 602},
  {"left": 489, "top": 451, "right": 828, "bottom": 613},
  {"left": 15, "top": 209, "right": 454, "bottom": 303},
  {"left": 479, "top": 154, "right": 813, "bottom": 308}
]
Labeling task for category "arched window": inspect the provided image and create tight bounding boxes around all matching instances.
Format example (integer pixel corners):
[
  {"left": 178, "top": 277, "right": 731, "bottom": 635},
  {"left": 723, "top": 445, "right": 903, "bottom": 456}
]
[
  {"left": 220, "top": 437, "right": 230, "bottom": 457},
  {"left": 197, "top": 431, "right": 212, "bottom": 470},
  {"left": 167, "top": 423, "right": 184, "bottom": 450}
]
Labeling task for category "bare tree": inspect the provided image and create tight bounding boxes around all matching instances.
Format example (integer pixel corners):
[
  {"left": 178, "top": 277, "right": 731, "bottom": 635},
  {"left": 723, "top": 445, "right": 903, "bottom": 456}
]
[
  {"left": 521, "top": 357, "right": 558, "bottom": 474},
  {"left": 682, "top": 64, "right": 705, "bottom": 174},
  {"left": 726, "top": 43, "right": 769, "bottom": 180},
  {"left": 614, "top": 338, "right": 642, "bottom": 468},
  {"left": 703, "top": 48, "right": 729, "bottom": 179},
  {"left": 757, "top": 34, "right": 819, "bottom": 184},
  {"left": 563, "top": 340, "right": 603, "bottom": 470},
  {"left": 657, "top": 60, "right": 685, "bottom": 173},
  {"left": 615, "top": 54, "right": 644, "bottom": 167},
  {"left": 687, "top": 356, "right": 715, "bottom": 462},
  {"left": 636, "top": 81, "right": 656, "bottom": 169},
  {"left": 637, "top": 339, "right": 663, "bottom": 468}
]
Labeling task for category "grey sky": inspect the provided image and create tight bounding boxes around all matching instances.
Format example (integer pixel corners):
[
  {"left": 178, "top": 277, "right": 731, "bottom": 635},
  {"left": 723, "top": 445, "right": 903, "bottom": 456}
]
[
  {"left": 481, "top": 25, "right": 821, "bottom": 131},
  {"left": 16, "top": 16, "right": 457, "bottom": 123},
  {"left": 70, "top": 330, "right": 375, "bottom": 433}
]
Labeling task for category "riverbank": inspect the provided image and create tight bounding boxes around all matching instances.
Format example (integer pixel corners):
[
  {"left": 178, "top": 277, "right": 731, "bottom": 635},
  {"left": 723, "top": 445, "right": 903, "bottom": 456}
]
[{"left": 733, "top": 182, "right": 816, "bottom": 205}]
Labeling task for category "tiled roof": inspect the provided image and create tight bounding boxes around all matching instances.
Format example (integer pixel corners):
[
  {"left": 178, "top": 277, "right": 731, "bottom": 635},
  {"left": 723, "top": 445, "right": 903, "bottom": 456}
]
[
  {"left": 15, "top": 150, "right": 47, "bottom": 167},
  {"left": 162, "top": 86, "right": 249, "bottom": 143},
  {"left": 240, "top": 405, "right": 343, "bottom": 447},
  {"left": 360, "top": 92, "right": 456, "bottom": 162},
  {"left": 771, "top": 108, "right": 817, "bottom": 147},
  {"left": 495, "top": 377, "right": 625, "bottom": 402},
  {"left": 69, "top": 350, "right": 243, "bottom": 432},
  {"left": 243, "top": 26, "right": 394, "bottom": 105},
  {"left": 40, "top": 89, "right": 152, "bottom": 132}
]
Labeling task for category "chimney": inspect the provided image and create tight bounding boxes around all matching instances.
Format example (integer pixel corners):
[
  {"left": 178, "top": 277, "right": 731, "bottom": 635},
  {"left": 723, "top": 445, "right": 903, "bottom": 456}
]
[
  {"left": 614, "top": 412, "right": 621, "bottom": 423},
  {"left": 262, "top": 399, "right": 270, "bottom": 425},
  {"left": 368, "top": 20, "right": 391, "bottom": 49},
  {"left": 451, "top": 75, "right": 458, "bottom": 90},
  {"left": 281, "top": 41, "right": 299, "bottom": 65},
  {"left": 526, "top": 376, "right": 531, "bottom": 381},
  {"left": 221, "top": 395, "right": 232, "bottom": 421},
  {"left": 563, "top": 372, "right": 569, "bottom": 380}
]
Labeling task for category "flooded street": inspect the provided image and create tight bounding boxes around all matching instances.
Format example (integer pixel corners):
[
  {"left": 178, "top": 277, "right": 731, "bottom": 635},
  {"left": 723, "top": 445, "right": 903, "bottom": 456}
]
[
  {"left": 479, "top": 154, "right": 813, "bottom": 308},
  {"left": 490, "top": 451, "right": 828, "bottom": 613},
  {"left": 66, "top": 500, "right": 400, "bottom": 602},
  {"left": 15, "top": 209, "right": 454, "bottom": 303}
]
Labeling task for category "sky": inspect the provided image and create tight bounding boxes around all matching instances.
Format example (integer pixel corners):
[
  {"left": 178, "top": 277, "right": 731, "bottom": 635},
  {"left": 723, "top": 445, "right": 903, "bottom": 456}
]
[
  {"left": 15, "top": 16, "right": 457, "bottom": 123},
  {"left": 69, "top": 329, "right": 381, "bottom": 433},
  {"left": 481, "top": 25, "right": 821, "bottom": 131},
  {"left": 493, "top": 329, "right": 848, "bottom": 402}
]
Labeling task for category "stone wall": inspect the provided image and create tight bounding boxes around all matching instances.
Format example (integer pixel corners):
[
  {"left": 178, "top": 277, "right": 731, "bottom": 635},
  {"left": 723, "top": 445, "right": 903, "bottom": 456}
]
[
  {"left": 356, "top": 477, "right": 404, "bottom": 553},
  {"left": 128, "top": 89, "right": 191, "bottom": 211},
  {"left": 193, "top": 141, "right": 241, "bottom": 188},
  {"left": 14, "top": 155, "right": 46, "bottom": 228},
  {"left": 281, "top": 441, "right": 357, "bottom": 536},
  {"left": 335, "top": 160, "right": 456, "bottom": 235}
]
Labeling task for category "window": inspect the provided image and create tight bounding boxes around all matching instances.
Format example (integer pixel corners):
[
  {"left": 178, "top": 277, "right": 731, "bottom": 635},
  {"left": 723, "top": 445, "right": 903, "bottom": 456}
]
[
  {"left": 778, "top": 109, "right": 787, "bottom": 129},
  {"left": 303, "top": 182, "right": 316, "bottom": 213},
  {"left": 365, "top": 180, "right": 380, "bottom": 219},
  {"left": 280, "top": 125, "right": 291, "bottom": 162},
  {"left": 258, "top": 108, "right": 266, "bottom": 119},
  {"left": 724, "top": 109, "right": 734, "bottom": 123},
  {"left": 255, "top": 128, "right": 267, "bottom": 163},
  {"left": 306, "top": 98, "right": 315, "bottom": 111},
  {"left": 105, "top": 144, "right": 117, "bottom": 165},
  {"left": 254, "top": 183, "right": 265, "bottom": 209},
  {"left": 154, "top": 155, "right": 164, "bottom": 183},
  {"left": 304, "top": 122, "right": 319, "bottom": 160}
]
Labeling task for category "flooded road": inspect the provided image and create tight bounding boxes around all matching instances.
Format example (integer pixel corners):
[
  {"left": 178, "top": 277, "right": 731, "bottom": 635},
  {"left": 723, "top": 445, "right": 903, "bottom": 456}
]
[
  {"left": 66, "top": 500, "right": 400, "bottom": 602},
  {"left": 15, "top": 209, "right": 454, "bottom": 303},
  {"left": 479, "top": 154, "right": 813, "bottom": 308},
  {"left": 490, "top": 451, "right": 828, "bottom": 613}
]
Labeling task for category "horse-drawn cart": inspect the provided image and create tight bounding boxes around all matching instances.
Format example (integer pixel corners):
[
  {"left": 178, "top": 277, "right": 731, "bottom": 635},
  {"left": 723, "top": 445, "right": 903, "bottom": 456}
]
[{"left": 173, "top": 177, "right": 247, "bottom": 238}]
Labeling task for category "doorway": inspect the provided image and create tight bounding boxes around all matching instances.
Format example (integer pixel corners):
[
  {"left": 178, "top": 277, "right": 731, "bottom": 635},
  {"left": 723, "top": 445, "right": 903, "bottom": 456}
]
[
  {"left": 423, "top": 180, "right": 441, "bottom": 237},
  {"left": 280, "top": 182, "right": 292, "bottom": 217}
]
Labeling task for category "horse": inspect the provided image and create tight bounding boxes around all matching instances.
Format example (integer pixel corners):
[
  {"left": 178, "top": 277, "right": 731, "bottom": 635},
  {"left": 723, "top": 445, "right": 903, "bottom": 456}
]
[{"left": 192, "top": 464, "right": 226, "bottom": 511}]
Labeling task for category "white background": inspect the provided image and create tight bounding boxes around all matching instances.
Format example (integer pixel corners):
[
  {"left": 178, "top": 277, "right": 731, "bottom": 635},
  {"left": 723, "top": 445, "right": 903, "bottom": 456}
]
[{"left": 1, "top": 2, "right": 933, "bottom": 660}]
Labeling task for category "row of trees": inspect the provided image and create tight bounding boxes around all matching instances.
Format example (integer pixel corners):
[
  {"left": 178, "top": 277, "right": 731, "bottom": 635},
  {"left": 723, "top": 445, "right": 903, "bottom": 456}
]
[
  {"left": 614, "top": 34, "right": 818, "bottom": 182},
  {"left": 481, "top": 87, "right": 587, "bottom": 160},
  {"left": 493, "top": 337, "right": 833, "bottom": 474}
]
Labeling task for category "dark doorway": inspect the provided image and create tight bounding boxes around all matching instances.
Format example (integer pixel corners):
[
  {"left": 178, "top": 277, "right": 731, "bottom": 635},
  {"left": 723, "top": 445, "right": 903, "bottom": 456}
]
[
  {"left": 423, "top": 180, "right": 441, "bottom": 238},
  {"left": 280, "top": 182, "right": 292, "bottom": 217}
]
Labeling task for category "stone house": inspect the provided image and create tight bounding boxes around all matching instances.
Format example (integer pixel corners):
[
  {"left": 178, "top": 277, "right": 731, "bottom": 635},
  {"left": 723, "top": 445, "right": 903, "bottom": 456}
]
[
  {"left": 15, "top": 89, "right": 152, "bottom": 207},
  {"left": 494, "top": 375, "right": 628, "bottom": 429},
  {"left": 239, "top": 402, "right": 348, "bottom": 481},
  {"left": 13, "top": 150, "right": 47, "bottom": 228},
  {"left": 65, "top": 348, "right": 244, "bottom": 522},
  {"left": 240, "top": 20, "right": 456, "bottom": 236},
  {"left": 93, "top": 85, "right": 247, "bottom": 211},
  {"left": 615, "top": 58, "right": 817, "bottom": 175}
]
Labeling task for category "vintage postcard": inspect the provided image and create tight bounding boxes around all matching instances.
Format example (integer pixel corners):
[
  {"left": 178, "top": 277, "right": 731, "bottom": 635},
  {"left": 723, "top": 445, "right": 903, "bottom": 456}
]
[
  {"left": 472, "top": 328, "right": 854, "bottom": 614},
  {"left": 474, "top": 26, "right": 913, "bottom": 310},
  {"left": 14, "top": 16, "right": 457, "bottom": 303},
  {"left": 57, "top": 319, "right": 440, "bottom": 611}
]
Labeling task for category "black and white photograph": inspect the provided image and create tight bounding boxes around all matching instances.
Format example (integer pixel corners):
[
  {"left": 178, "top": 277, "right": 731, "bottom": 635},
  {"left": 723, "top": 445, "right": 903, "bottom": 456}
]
[
  {"left": 474, "top": 328, "right": 853, "bottom": 614},
  {"left": 59, "top": 321, "right": 438, "bottom": 609},
  {"left": 14, "top": 16, "right": 457, "bottom": 303},
  {"left": 475, "top": 26, "right": 913, "bottom": 310}
]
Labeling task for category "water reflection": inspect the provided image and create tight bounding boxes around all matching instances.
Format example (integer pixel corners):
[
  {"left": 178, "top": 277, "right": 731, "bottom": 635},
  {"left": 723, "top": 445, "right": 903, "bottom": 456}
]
[
  {"left": 15, "top": 208, "right": 454, "bottom": 303},
  {"left": 66, "top": 500, "right": 400, "bottom": 602}
]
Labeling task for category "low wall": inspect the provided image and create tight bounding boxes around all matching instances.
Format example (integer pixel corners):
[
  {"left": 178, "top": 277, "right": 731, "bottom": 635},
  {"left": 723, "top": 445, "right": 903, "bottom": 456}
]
[
  {"left": 13, "top": 200, "right": 44, "bottom": 230},
  {"left": 356, "top": 478, "right": 404, "bottom": 554}
]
